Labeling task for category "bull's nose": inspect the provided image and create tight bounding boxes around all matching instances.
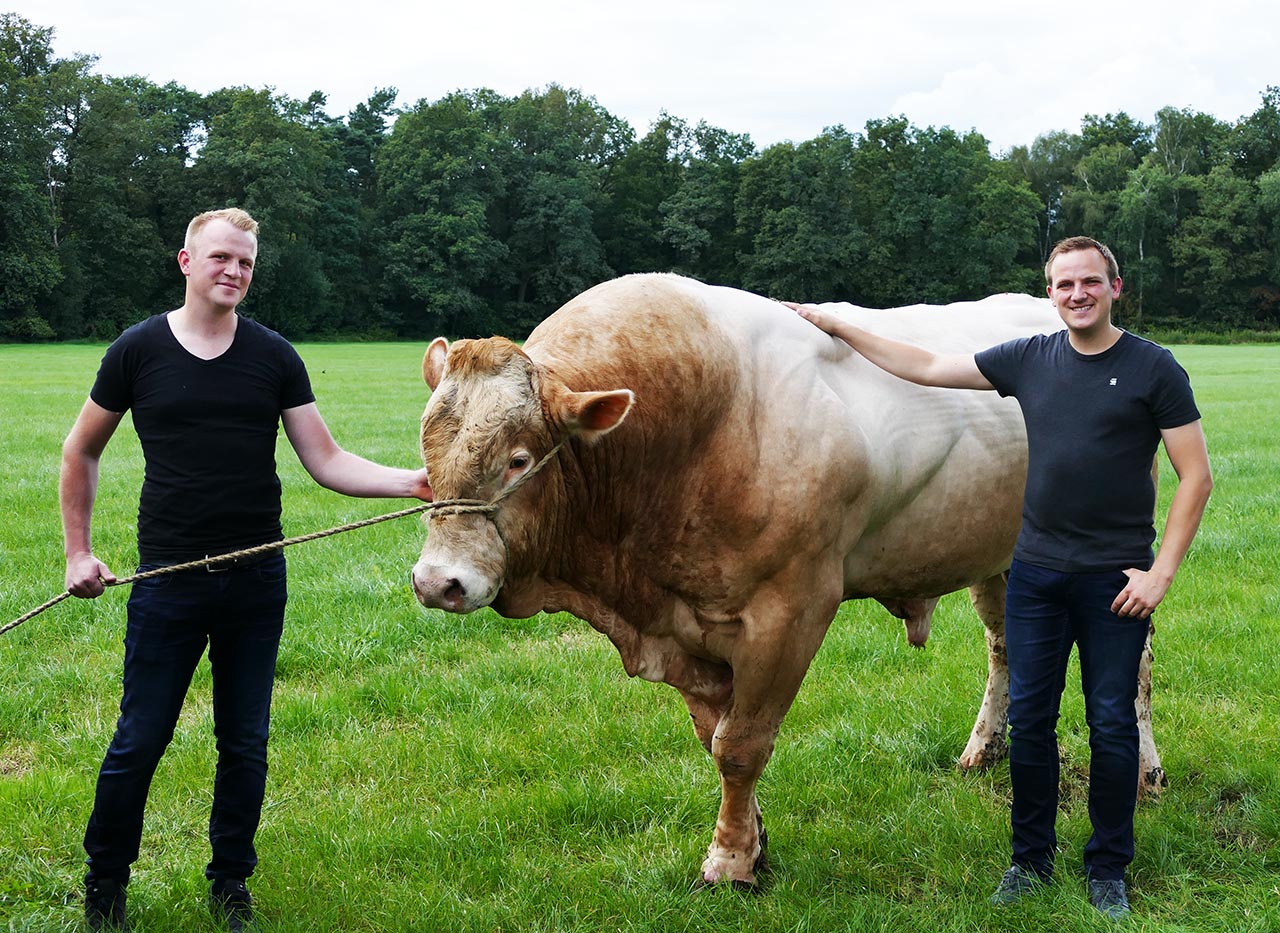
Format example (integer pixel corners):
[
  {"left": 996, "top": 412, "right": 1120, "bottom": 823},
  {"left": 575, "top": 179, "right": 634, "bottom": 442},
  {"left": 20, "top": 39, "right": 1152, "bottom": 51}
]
[{"left": 410, "top": 568, "right": 468, "bottom": 612}]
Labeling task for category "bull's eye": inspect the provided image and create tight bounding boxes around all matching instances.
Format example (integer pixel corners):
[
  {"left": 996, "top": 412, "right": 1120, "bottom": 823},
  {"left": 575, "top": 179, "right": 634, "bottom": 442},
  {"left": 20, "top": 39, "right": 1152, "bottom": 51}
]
[{"left": 509, "top": 455, "right": 530, "bottom": 471}]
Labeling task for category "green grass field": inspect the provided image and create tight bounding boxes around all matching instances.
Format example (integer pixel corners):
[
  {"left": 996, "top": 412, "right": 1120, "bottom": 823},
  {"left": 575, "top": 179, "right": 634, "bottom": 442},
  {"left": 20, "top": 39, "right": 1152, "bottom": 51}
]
[{"left": 1, "top": 342, "right": 1277, "bottom": 932}]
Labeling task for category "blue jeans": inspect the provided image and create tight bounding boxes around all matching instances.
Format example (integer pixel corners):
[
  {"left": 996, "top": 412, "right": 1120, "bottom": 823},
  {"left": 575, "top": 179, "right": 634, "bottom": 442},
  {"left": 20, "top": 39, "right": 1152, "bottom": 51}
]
[
  {"left": 83, "top": 553, "right": 287, "bottom": 883},
  {"left": 1004, "top": 559, "right": 1149, "bottom": 883}
]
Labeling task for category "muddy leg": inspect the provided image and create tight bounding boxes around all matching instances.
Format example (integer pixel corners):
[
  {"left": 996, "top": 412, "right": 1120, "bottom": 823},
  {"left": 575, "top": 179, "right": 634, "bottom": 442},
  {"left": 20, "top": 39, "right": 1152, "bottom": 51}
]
[
  {"left": 699, "top": 586, "right": 837, "bottom": 887},
  {"left": 959, "top": 572, "right": 1010, "bottom": 769},
  {"left": 1136, "top": 621, "right": 1166, "bottom": 798}
]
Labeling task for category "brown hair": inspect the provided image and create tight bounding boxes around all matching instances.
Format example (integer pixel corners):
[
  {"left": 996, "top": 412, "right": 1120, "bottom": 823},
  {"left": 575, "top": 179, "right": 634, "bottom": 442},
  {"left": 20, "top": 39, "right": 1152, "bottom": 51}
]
[
  {"left": 184, "top": 208, "right": 259, "bottom": 251},
  {"left": 1044, "top": 236, "right": 1119, "bottom": 284}
]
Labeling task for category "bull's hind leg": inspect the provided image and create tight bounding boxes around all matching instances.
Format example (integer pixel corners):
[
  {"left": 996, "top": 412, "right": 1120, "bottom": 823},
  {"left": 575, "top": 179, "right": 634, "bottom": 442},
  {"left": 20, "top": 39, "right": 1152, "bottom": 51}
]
[
  {"left": 1137, "top": 621, "right": 1166, "bottom": 798},
  {"left": 958, "top": 573, "right": 1010, "bottom": 769}
]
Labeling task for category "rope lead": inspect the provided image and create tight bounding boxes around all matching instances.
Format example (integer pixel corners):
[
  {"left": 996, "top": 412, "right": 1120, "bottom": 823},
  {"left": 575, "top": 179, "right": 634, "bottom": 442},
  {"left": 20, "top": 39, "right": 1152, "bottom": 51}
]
[{"left": 2, "top": 439, "right": 565, "bottom": 636}]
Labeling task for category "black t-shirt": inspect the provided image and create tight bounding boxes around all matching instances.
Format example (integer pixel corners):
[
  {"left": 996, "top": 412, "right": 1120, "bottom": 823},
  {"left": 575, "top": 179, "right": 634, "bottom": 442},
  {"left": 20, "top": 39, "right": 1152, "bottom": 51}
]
[
  {"left": 91, "top": 313, "right": 315, "bottom": 563},
  {"left": 975, "top": 329, "right": 1200, "bottom": 572}
]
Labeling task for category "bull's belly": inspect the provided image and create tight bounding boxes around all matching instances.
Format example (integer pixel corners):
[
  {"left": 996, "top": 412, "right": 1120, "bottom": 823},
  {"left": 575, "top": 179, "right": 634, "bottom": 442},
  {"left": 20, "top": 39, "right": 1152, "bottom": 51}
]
[{"left": 840, "top": 508, "right": 1020, "bottom": 599}]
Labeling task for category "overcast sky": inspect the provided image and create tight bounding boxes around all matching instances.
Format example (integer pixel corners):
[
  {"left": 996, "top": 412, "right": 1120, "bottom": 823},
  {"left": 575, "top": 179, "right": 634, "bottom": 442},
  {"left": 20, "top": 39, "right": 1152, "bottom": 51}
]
[{"left": 10, "top": 0, "right": 1278, "bottom": 153}]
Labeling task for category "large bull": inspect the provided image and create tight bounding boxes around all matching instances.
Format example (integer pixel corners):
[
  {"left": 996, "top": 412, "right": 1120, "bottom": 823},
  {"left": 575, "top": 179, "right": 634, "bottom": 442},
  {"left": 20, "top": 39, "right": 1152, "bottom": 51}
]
[{"left": 410, "top": 273, "right": 1161, "bottom": 886}]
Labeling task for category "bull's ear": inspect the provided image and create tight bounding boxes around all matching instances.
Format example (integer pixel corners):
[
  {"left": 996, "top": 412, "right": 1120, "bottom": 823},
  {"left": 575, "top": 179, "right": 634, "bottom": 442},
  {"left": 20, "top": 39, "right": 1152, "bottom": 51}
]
[
  {"left": 423, "top": 338, "right": 449, "bottom": 390},
  {"left": 563, "top": 389, "right": 634, "bottom": 441}
]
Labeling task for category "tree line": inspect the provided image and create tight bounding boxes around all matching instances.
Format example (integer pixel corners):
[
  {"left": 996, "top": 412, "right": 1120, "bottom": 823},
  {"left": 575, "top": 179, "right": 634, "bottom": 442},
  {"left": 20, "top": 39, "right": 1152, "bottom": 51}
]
[{"left": 3, "top": 12, "right": 1279, "bottom": 342}]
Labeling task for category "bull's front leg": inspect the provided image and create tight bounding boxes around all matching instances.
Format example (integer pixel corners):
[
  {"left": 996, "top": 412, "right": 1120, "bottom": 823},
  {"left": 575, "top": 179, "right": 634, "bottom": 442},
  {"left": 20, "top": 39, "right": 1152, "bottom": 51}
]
[
  {"left": 702, "top": 716, "right": 772, "bottom": 887},
  {"left": 675, "top": 669, "right": 768, "bottom": 885},
  {"left": 699, "top": 588, "right": 836, "bottom": 887}
]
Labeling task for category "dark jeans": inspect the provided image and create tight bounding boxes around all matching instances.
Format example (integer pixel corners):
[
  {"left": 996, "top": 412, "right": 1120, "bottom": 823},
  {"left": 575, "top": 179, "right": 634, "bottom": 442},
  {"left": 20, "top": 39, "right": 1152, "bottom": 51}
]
[
  {"left": 84, "top": 553, "right": 287, "bottom": 884},
  {"left": 1004, "top": 559, "right": 1148, "bottom": 883}
]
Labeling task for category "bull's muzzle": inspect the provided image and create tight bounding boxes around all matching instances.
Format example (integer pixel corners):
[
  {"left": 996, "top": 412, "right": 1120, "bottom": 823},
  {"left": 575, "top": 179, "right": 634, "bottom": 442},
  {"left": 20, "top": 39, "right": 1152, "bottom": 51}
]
[
  {"left": 410, "top": 563, "right": 495, "bottom": 613},
  {"left": 410, "top": 515, "right": 506, "bottom": 614}
]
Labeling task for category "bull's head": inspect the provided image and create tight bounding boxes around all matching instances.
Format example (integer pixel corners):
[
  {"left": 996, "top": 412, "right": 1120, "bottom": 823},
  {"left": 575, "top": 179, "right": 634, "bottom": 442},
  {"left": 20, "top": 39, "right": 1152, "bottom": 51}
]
[{"left": 410, "top": 336, "right": 633, "bottom": 615}]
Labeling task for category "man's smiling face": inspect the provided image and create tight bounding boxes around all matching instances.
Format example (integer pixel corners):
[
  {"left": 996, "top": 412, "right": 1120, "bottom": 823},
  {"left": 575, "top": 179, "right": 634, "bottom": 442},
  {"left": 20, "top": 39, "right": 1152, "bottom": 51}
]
[{"left": 1046, "top": 247, "right": 1122, "bottom": 338}]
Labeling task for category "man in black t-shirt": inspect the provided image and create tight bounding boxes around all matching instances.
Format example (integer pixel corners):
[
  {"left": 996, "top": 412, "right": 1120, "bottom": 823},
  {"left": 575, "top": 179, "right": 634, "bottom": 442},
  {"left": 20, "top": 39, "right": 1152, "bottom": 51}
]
[
  {"left": 60, "top": 208, "right": 433, "bottom": 931},
  {"left": 789, "top": 237, "right": 1212, "bottom": 920}
]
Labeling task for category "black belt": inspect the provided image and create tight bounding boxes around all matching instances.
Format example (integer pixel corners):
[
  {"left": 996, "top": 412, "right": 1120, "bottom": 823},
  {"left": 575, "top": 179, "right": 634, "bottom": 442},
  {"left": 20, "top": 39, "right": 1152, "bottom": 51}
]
[{"left": 138, "top": 546, "right": 284, "bottom": 573}]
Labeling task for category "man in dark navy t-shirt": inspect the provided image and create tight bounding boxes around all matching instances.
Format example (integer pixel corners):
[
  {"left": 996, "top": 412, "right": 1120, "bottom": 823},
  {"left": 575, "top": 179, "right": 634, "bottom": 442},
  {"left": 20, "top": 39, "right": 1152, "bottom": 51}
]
[
  {"left": 60, "top": 208, "right": 433, "bottom": 931},
  {"left": 790, "top": 237, "right": 1212, "bottom": 920}
]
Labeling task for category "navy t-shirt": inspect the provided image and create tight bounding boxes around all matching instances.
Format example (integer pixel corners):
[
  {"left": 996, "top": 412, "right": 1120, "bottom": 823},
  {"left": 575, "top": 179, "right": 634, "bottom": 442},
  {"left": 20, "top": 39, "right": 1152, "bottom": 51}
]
[
  {"left": 91, "top": 313, "right": 315, "bottom": 563},
  {"left": 975, "top": 330, "right": 1200, "bottom": 572}
]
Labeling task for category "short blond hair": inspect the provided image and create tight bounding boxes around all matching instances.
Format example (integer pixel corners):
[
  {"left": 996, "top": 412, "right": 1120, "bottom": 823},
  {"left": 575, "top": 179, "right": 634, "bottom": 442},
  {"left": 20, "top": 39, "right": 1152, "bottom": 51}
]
[
  {"left": 185, "top": 208, "right": 259, "bottom": 251},
  {"left": 1044, "top": 236, "right": 1119, "bottom": 284}
]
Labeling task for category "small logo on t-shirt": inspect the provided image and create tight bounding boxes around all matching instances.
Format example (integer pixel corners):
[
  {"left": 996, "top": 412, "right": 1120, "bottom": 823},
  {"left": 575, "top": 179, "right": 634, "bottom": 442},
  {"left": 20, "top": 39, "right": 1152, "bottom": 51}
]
[{"left": 1109, "top": 377, "right": 1118, "bottom": 386}]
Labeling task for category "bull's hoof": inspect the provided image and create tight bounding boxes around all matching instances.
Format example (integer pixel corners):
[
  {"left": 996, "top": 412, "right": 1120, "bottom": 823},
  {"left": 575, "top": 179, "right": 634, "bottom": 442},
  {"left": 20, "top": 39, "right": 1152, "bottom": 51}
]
[
  {"left": 958, "top": 734, "right": 1007, "bottom": 770},
  {"left": 1139, "top": 766, "right": 1168, "bottom": 800},
  {"left": 700, "top": 852, "right": 758, "bottom": 888},
  {"left": 701, "top": 831, "right": 767, "bottom": 888}
]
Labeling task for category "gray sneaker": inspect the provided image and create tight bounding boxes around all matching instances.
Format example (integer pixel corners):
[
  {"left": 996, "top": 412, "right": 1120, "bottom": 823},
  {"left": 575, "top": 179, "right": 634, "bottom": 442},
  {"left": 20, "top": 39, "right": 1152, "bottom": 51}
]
[
  {"left": 1088, "top": 878, "right": 1131, "bottom": 920},
  {"left": 990, "top": 864, "right": 1046, "bottom": 905}
]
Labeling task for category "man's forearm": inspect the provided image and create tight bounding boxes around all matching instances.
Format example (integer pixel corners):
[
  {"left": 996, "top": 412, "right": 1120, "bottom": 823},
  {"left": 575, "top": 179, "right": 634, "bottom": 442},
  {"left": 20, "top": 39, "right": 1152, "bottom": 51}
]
[
  {"left": 1150, "top": 473, "right": 1213, "bottom": 582},
  {"left": 59, "top": 454, "right": 99, "bottom": 558},
  {"left": 308, "top": 450, "right": 427, "bottom": 499},
  {"left": 829, "top": 322, "right": 941, "bottom": 385}
]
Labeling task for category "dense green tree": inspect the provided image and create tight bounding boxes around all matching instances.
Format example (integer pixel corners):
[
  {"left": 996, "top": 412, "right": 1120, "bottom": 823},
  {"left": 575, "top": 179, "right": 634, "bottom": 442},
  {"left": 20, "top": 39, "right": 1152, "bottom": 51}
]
[
  {"left": 1231, "top": 86, "right": 1280, "bottom": 179},
  {"left": 1058, "top": 142, "right": 1136, "bottom": 242},
  {"left": 735, "top": 128, "right": 863, "bottom": 300},
  {"left": 377, "top": 89, "right": 512, "bottom": 337},
  {"left": 1007, "top": 130, "right": 1084, "bottom": 262},
  {"left": 191, "top": 87, "right": 352, "bottom": 336},
  {"left": 1112, "top": 158, "right": 1179, "bottom": 324},
  {"left": 321, "top": 89, "right": 400, "bottom": 335},
  {"left": 1151, "top": 106, "right": 1229, "bottom": 178},
  {"left": 1171, "top": 166, "right": 1269, "bottom": 326},
  {"left": 1107, "top": 108, "right": 1230, "bottom": 324},
  {"left": 659, "top": 121, "right": 755, "bottom": 286},
  {"left": 49, "top": 76, "right": 205, "bottom": 337},
  {"left": 970, "top": 161, "right": 1044, "bottom": 295},
  {"left": 497, "top": 85, "right": 629, "bottom": 331},
  {"left": 845, "top": 118, "right": 1038, "bottom": 306},
  {"left": 599, "top": 112, "right": 685, "bottom": 276},
  {"left": 1255, "top": 168, "right": 1280, "bottom": 323},
  {"left": 0, "top": 14, "right": 62, "bottom": 338},
  {"left": 1080, "top": 111, "right": 1152, "bottom": 161},
  {"left": 339, "top": 87, "right": 398, "bottom": 208}
]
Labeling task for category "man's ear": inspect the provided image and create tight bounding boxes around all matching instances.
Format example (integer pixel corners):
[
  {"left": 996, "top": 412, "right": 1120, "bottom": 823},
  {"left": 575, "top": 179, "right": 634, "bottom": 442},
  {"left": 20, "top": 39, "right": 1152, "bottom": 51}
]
[
  {"left": 558, "top": 388, "right": 635, "bottom": 441},
  {"left": 423, "top": 337, "right": 449, "bottom": 390}
]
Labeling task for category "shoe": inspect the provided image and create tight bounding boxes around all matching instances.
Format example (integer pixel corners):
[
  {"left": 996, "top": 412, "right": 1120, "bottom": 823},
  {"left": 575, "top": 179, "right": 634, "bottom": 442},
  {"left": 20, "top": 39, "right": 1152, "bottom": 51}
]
[
  {"left": 989, "top": 864, "right": 1045, "bottom": 905},
  {"left": 1089, "top": 877, "right": 1131, "bottom": 920},
  {"left": 84, "top": 877, "right": 128, "bottom": 931},
  {"left": 209, "top": 878, "right": 255, "bottom": 932}
]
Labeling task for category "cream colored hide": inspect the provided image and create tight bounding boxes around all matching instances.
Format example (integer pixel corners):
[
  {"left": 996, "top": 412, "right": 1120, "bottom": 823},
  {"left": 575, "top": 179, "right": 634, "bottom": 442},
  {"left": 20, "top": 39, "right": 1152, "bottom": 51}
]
[{"left": 410, "top": 273, "right": 1163, "bottom": 887}]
